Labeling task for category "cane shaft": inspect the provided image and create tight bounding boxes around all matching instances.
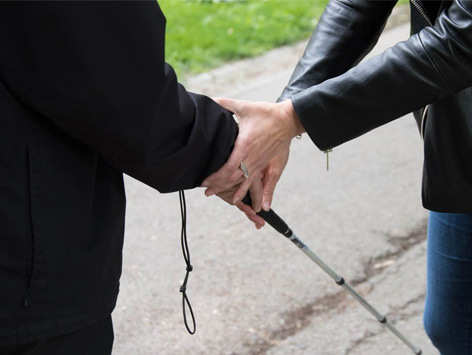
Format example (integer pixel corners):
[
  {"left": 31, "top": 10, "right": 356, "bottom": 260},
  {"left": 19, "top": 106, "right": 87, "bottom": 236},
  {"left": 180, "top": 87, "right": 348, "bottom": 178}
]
[
  {"left": 243, "top": 193, "right": 422, "bottom": 354},
  {"left": 287, "top": 232, "right": 421, "bottom": 354}
]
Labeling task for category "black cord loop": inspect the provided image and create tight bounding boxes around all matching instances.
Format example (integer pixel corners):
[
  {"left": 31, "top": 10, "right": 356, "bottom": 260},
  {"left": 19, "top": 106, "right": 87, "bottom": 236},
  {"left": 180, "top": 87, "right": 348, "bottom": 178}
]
[{"left": 179, "top": 190, "right": 196, "bottom": 334}]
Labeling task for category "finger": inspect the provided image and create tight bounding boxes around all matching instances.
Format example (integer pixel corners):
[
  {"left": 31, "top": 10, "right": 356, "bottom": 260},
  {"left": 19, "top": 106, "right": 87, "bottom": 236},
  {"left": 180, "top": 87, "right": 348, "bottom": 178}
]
[
  {"left": 236, "top": 201, "right": 256, "bottom": 215},
  {"left": 204, "top": 174, "right": 246, "bottom": 197},
  {"left": 202, "top": 138, "right": 248, "bottom": 188},
  {"left": 209, "top": 170, "right": 246, "bottom": 193},
  {"left": 248, "top": 178, "right": 263, "bottom": 212},
  {"left": 229, "top": 169, "right": 246, "bottom": 185},
  {"left": 232, "top": 175, "right": 253, "bottom": 205},
  {"left": 261, "top": 170, "right": 280, "bottom": 211},
  {"left": 236, "top": 202, "right": 265, "bottom": 226},
  {"left": 247, "top": 213, "right": 265, "bottom": 226},
  {"left": 261, "top": 147, "right": 290, "bottom": 211}
]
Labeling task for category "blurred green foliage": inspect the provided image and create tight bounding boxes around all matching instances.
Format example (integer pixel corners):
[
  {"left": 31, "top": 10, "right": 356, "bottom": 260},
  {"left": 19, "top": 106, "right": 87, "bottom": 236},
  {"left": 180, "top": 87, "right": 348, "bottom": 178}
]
[
  {"left": 159, "top": 0, "right": 410, "bottom": 77},
  {"left": 159, "top": 0, "right": 328, "bottom": 76}
]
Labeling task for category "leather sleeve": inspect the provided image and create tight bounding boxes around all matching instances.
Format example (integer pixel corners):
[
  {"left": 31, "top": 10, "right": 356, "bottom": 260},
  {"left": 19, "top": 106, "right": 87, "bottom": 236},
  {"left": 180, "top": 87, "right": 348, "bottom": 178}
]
[
  {"left": 278, "top": 0, "right": 397, "bottom": 102},
  {"left": 0, "top": 1, "right": 237, "bottom": 193},
  {"left": 291, "top": 0, "right": 472, "bottom": 151}
]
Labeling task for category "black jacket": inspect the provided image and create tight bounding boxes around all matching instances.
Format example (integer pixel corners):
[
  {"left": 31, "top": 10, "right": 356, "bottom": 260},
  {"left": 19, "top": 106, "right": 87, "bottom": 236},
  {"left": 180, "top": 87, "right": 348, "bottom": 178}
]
[
  {"left": 279, "top": 0, "right": 472, "bottom": 212},
  {"left": 0, "top": 1, "right": 236, "bottom": 345}
]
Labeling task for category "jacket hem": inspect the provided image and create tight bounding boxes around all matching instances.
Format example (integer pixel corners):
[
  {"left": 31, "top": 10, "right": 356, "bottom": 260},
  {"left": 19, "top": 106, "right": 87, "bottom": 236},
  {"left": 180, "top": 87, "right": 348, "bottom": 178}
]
[{"left": 0, "top": 285, "right": 119, "bottom": 346}]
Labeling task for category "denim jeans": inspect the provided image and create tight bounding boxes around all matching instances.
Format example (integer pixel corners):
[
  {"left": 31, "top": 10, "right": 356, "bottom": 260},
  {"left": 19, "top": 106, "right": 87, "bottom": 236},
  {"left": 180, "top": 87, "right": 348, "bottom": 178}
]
[{"left": 424, "top": 211, "right": 472, "bottom": 354}]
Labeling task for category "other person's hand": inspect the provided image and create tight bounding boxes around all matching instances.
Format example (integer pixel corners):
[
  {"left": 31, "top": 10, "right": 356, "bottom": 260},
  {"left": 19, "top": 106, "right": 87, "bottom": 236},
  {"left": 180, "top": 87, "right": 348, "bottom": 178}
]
[{"left": 202, "top": 98, "right": 303, "bottom": 209}]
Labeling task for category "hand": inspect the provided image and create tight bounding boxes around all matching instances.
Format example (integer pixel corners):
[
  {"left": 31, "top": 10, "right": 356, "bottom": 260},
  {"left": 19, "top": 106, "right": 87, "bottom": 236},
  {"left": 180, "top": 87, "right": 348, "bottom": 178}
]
[
  {"left": 234, "top": 147, "right": 289, "bottom": 229},
  {"left": 203, "top": 98, "right": 303, "bottom": 209},
  {"left": 214, "top": 149, "right": 289, "bottom": 229},
  {"left": 215, "top": 176, "right": 266, "bottom": 229}
]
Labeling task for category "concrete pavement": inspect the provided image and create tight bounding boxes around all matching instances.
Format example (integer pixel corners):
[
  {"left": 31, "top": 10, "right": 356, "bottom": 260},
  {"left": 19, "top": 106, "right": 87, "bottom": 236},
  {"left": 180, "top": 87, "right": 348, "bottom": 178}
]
[{"left": 112, "top": 18, "right": 437, "bottom": 355}]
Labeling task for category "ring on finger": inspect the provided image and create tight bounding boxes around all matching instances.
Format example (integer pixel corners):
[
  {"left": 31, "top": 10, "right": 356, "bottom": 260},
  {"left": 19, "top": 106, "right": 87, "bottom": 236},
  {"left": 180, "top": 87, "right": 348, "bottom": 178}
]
[{"left": 239, "top": 161, "right": 249, "bottom": 179}]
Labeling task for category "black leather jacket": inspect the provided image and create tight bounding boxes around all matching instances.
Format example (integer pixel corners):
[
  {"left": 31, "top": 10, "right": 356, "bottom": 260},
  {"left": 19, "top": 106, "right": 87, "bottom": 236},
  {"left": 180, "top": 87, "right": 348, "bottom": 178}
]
[{"left": 279, "top": 0, "right": 472, "bottom": 212}]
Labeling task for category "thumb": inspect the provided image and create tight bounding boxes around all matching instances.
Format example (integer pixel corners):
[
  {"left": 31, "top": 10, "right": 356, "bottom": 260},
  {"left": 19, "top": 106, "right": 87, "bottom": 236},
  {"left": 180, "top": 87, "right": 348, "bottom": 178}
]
[{"left": 213, "top": 97, "right": 242, "bottom": 115}]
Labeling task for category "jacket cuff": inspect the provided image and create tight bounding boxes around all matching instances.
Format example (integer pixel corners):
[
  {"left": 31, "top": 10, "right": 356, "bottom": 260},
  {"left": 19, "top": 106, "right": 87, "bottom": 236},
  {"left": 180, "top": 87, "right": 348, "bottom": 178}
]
[{"left": 291, "top": 91, "right": 339, "bottom": 152}]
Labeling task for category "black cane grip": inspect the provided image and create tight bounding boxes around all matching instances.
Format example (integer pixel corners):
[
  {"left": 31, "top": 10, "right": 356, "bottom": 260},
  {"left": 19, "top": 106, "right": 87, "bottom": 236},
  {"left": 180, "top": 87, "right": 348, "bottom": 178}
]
[{"left": 242, "top": 194, "right": 291, "bottom": 235}]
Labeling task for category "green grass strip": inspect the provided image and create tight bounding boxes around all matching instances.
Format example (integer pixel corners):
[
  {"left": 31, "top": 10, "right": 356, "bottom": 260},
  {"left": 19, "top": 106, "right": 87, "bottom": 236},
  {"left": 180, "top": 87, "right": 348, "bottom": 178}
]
[{"left": 159, "top": 0, "right": 328, "bottom": 77}]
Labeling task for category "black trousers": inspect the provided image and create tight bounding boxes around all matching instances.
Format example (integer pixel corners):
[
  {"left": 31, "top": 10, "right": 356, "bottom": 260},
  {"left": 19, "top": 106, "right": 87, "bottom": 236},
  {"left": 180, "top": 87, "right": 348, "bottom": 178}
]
[{"left": 0, "top": 316, "right": 114, "bottom": 355}]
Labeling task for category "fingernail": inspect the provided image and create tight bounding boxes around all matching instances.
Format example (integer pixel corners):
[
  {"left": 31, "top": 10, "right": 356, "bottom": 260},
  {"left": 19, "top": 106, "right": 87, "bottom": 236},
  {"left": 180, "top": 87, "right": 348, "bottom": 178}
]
[
  {"left": 205, "top": 190, "right": 214, "bottom": 197},
  {"left": 263, "top": 202, "right": 270, "bottom": 211},
  {"left": 201, "top": 181, "right": 210, "bottom": 187},
  {"left": 233, "top": 197, "right": 241, "bottom": 204}
]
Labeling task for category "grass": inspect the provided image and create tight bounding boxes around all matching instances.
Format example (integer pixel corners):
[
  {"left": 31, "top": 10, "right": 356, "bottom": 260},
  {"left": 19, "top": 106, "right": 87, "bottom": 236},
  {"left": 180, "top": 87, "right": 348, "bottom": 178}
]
[{"left": 158, "top": 0, "right": 328, "bottom": 77}]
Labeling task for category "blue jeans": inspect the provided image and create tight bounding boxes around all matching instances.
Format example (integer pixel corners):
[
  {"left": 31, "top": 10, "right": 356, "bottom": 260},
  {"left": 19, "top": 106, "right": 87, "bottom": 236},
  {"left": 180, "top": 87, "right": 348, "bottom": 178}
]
[{"left": 424, "top": 211, "right": 472, "bottom": 354}]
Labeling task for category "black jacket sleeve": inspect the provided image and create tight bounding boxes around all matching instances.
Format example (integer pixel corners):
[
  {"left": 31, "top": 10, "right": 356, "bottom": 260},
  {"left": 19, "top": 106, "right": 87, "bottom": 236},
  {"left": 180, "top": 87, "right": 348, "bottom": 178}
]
[
  {"left": 287, "top": 0, "right": 472, "bottom": 151},
  {"left": 0, "top": 1, "right": 237, "bottom": 193},
  {"left": 278, "top": 0, "right": 397, "bottom": 102}
]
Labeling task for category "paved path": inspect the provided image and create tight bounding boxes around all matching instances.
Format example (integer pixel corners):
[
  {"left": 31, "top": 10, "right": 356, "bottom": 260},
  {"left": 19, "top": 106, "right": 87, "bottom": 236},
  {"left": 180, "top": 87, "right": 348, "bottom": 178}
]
[{"left": 113, "top": 20, "right": 438, "bottom": 355}]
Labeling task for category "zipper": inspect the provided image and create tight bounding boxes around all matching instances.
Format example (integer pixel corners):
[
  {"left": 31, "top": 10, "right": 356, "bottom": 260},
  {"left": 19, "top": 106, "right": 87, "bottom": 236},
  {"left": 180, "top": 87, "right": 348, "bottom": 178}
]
[
  {"left": 411, "top": 0, "right": 433, "bottom": 26},
  {"left": 421, "top": 105, "right": 429, "bottom": 140},
  {"left": 410, "top": 0, "right": 432, "bottom": 141},
  {"left": 324, "top": 149, "right": 333, "bottom": 171}
]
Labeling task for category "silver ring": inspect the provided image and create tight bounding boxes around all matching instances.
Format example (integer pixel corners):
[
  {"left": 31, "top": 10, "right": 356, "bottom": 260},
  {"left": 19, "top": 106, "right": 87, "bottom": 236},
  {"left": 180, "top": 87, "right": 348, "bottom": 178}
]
[{"left": 239, "top": 161, "right": 249, "bottom": 179}]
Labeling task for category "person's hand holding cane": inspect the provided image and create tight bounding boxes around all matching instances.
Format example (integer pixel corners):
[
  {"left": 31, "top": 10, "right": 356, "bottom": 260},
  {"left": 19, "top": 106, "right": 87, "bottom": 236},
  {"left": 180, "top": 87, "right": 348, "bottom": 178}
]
[{"left": 202, "top": 98, "right": 303, "bottom": 213}]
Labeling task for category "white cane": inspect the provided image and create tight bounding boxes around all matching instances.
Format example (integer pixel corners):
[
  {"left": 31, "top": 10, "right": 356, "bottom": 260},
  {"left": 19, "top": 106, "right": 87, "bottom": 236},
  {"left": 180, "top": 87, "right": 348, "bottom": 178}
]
[{"left": 242, "top": 195, "right": 422, "bottom": 355}]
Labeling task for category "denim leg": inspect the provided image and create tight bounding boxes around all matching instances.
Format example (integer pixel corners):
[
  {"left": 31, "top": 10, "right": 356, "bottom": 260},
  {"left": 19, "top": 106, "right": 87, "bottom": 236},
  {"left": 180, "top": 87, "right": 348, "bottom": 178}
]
[{"left": 424, "top": 211, "right": 472, "bottom": 355}]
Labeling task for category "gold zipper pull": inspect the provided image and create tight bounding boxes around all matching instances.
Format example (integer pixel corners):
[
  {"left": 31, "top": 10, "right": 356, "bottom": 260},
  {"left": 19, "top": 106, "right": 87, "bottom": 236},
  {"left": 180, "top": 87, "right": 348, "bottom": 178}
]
[{"left": 324, "top": 149, "right": 333, "bottom": 171}]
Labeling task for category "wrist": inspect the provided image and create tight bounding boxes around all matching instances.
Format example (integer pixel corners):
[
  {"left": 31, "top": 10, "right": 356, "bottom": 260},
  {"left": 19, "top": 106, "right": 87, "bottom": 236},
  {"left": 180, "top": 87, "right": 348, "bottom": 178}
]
[{"left": 278, "top": 100, "right": 305, "bottom": 139}]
